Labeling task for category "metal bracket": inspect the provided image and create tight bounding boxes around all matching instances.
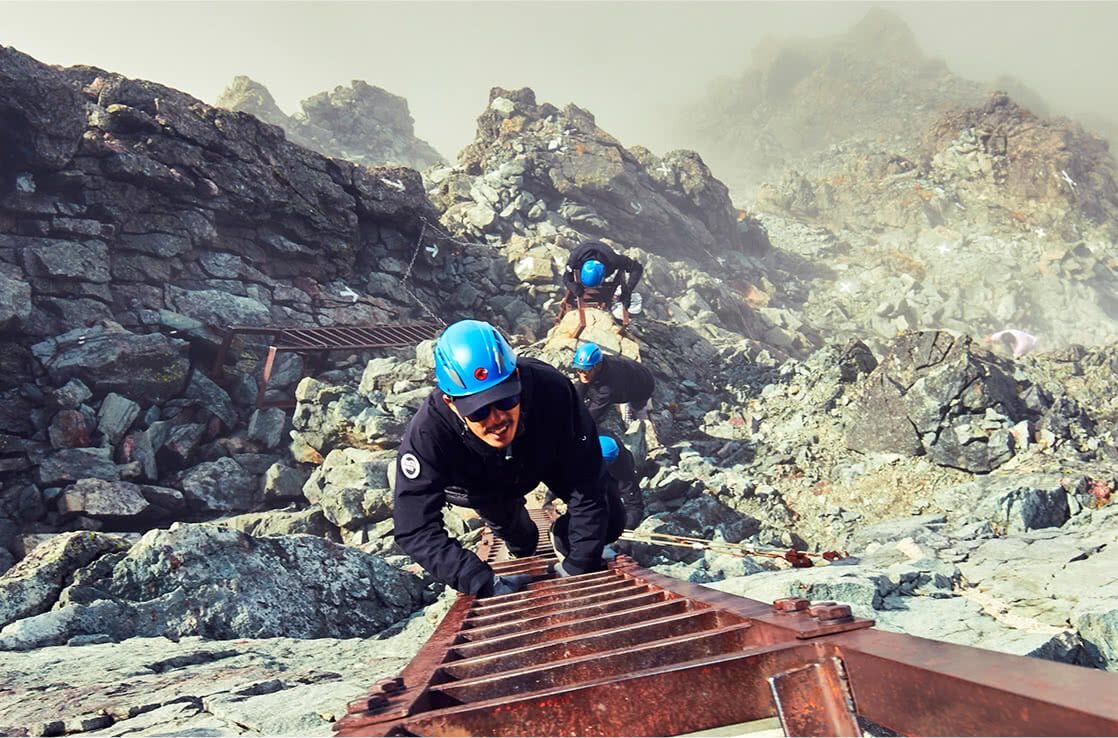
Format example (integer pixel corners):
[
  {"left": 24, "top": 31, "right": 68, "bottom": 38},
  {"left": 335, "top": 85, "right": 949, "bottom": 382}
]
[{"left": 770, "top": 656, "right": 860, "bottom": 736}]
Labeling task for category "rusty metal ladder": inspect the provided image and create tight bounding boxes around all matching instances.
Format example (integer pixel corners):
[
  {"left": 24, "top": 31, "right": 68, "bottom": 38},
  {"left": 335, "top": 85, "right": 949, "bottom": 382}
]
[
  {"left": 210, "top": 322, "right": 441, "bottom": 408},
  {"left": 335, "top": 511, "right": 1118, "bottom": 737}
]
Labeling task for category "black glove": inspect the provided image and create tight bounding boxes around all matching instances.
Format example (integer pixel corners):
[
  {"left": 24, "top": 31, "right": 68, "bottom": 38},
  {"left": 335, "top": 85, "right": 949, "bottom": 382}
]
[
  {"left": 488, "top": 573, "right": 533, "bottom": 597},
  {"left": 550, "top": 550, "right": 614, "bottom": 578}
]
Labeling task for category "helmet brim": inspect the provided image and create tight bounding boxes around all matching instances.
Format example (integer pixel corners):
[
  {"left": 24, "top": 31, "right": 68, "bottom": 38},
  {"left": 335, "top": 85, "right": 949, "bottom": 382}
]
[{"left": 453, "top": 372, "right": 522, "bottom": 417}]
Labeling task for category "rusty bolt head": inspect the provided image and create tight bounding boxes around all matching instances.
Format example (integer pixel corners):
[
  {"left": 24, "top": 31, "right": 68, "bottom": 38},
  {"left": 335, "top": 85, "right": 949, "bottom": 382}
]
[
  {"left": 809, "top": 602, "right": 853, "bottom": 622},
  {"left": 347, "top": 693, "right": 389, "bottom": 714},
  {"left": 379, "top": 676, "right": 405, "bottom": 694},
  {"left": 773, "top": 597, "right": 810, "bottom": 613}
]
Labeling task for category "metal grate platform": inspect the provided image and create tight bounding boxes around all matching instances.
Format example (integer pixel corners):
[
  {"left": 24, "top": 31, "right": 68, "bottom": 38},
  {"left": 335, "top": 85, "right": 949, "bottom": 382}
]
[{"left": 211, "top": 322, "right": 441, "bottom": 408}]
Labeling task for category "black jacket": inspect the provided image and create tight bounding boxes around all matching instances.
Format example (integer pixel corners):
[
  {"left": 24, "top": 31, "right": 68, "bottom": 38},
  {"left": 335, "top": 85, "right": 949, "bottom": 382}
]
[
  {"left": 606, "top": 439, "right": 638, "bottom": 502},
  {"left": 393, "top": 358, "right": 608, "bottom": 594},
  {"left": 562, "top": 240, "right": 643, "bottom": 307},
  {"left": 577, "top": 354, "right": 655, "bottom": 422}
]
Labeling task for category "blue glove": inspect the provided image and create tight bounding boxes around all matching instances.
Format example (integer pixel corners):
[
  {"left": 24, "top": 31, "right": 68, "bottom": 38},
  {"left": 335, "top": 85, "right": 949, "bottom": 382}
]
[{"left": 489, "top": 573, "right": 533, "bottom": 597}]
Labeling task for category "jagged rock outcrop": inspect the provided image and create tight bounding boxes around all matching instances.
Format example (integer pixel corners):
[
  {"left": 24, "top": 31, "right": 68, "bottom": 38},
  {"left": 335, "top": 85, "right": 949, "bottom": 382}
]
[
  {"left": 212, "top": 75, "right": 291, "bottom": 130},
  {"left": 920, "top": 92, "right": 1118, "bottom": 235},
  {"left": 757, "top": 92, "right": 1118, "bottom": 242},
  {"left": 217, "top": 76, "right": 445, "bottom": 171},
  {"left": 678, "top": 9, "right": 1118, "bottom": 355},
  {"left": 433, "top": 86, "right": 759, "bottom": 263},
  {"left": 746, "top": 98, "right": 1118, "bottom": 351}
]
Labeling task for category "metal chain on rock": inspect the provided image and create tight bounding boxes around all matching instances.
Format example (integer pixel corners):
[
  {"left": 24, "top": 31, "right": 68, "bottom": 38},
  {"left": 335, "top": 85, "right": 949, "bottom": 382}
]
[
  {"left": 399, "top": 219, "right": 447, "bottom": 326},
  {"left": 618, "top": 529, "right": 848, "bottom": 568}
]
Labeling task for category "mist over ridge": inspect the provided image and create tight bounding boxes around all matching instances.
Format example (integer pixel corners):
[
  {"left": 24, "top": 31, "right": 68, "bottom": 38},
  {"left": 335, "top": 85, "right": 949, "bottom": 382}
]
[{"left": 3, "top": 1, "right": 1118, "bottom": 178}]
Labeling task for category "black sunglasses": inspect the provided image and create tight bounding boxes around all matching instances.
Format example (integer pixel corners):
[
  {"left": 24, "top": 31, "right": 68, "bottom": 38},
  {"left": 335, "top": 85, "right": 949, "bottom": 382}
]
[{"left": 463, "top": 394, "right": 521, "bottom": 422}]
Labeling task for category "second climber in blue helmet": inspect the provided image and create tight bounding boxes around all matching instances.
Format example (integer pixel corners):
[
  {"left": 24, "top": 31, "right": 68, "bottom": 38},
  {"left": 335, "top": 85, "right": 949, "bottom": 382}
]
[
  {"left": 561, "top": 239, "right": 643, "bottom": 310},
  {"left": 572, "top": 341, "right": 655, "bottom": 426},
  {"left": 393, "top": 319, "right": 626, "bottom": 597}
]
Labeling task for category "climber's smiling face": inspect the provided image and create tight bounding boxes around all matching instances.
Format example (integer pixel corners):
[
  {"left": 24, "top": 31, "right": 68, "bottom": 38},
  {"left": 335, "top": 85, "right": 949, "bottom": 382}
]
[{"left": 444, "top": 394, "right": 522, "bottom": 448}]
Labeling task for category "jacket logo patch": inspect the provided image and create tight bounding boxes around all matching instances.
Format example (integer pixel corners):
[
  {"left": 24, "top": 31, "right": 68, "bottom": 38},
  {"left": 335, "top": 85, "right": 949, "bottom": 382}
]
[{"left": 400, "top": 453, "right": 421, "bottom": 479}]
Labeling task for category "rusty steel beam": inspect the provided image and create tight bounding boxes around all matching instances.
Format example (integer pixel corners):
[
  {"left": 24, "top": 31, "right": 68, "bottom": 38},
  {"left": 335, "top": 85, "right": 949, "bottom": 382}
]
[
  {"left": 335, "top": 511, "right": 1118, "bottom": 737},
  {"left": 835, "top": 627, "right": 1118, "bottom": 736}
]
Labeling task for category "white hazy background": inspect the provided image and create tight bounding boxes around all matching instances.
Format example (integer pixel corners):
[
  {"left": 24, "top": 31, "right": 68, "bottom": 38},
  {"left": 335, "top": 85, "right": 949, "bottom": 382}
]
[{"left": 3, "top": 1, "right": 1117, "bottom": 163}]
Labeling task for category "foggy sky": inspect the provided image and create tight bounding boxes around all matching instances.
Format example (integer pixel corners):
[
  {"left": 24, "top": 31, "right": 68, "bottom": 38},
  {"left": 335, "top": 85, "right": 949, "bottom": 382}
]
[{"left": 4, "top": 1, "right": 1118, "bottom": 168}]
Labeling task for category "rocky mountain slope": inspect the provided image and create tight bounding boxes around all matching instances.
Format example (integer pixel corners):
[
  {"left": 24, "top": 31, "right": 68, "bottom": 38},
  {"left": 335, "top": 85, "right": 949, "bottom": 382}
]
[
  {"left": 681, "top": 7, "right": 1007, "bottom": 197},
  {"left": 2, "top": 7, "right": 1118, "bottom": 733},
  {"left": 665, "top": 9, "right": 1118, "bottom": 355}
]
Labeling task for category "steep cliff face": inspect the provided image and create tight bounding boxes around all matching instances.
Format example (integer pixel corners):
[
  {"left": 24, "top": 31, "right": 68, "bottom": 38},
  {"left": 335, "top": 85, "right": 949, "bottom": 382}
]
[
  {"left": 0, "top": 44, "right": 459, "bottom": 504},
  {"left": 0, "top": 45, "right": 444, "bottom": 350},
  {"left": 217, "top": 76, "right": 446, "bottom": 171}
]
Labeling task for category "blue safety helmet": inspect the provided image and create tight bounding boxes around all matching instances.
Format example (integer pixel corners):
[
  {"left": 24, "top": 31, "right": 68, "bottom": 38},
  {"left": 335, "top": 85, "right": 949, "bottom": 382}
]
[
  {"left": 572, "top": 342, "right": 603, "bottom": 371},
  {"left": 580, "top": 259, "right": 605, "bottom": 288},
  {"left": 433, "top": 320, "right": 517, "bottom": 398},
  {"left": 599, "top": 435, "right": 620, "bottom": 464}
]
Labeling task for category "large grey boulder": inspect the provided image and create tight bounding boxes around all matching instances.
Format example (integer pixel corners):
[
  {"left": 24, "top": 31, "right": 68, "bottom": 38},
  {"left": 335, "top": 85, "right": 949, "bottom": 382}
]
[
  {"left": 207, "top": 506, "right": 339, "bottom": 540},
  {"left": 0, "top": 531, "right": 131, "bottom": 629},
  {"left": 0, "top": 524, "right": 427, "bottom": 649},
  {"left": 177, "top": 457, "right": 259, "bottom": 513},
  {"left": 844, "top": 331, "right": 1030, "bottom": 472},
  {"left": 57, "top": 479, "right": 152, "bottom": 522},
  {"left": 31, "top": 325, "right": 190, "bottom": 405},
  {"left": 979, "top": 477, "right": 1072, "bottom": 534},
  {"left": 38, "top": 447, "right": 119, "bottom": 486},
  {"left": 303, "top": 448, "right": 394, "bottom": 530}
]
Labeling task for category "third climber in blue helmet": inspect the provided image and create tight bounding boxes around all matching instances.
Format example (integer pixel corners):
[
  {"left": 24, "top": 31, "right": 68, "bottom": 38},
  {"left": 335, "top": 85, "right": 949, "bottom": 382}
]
[
  {"left": 561, "top": 239, "right": 643, "bottom": 310},
  {"left": 544, "top": 433, "right": 644, "bottom": 539},
  {"left": 572, "top": 341, "right": 655, "bottom": 426},
  {"left": 393, "top": 319, "right": 626, "bottom": 597},
  {"left": 597, "top": 434, "right": 645, "bottom": 529}
]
